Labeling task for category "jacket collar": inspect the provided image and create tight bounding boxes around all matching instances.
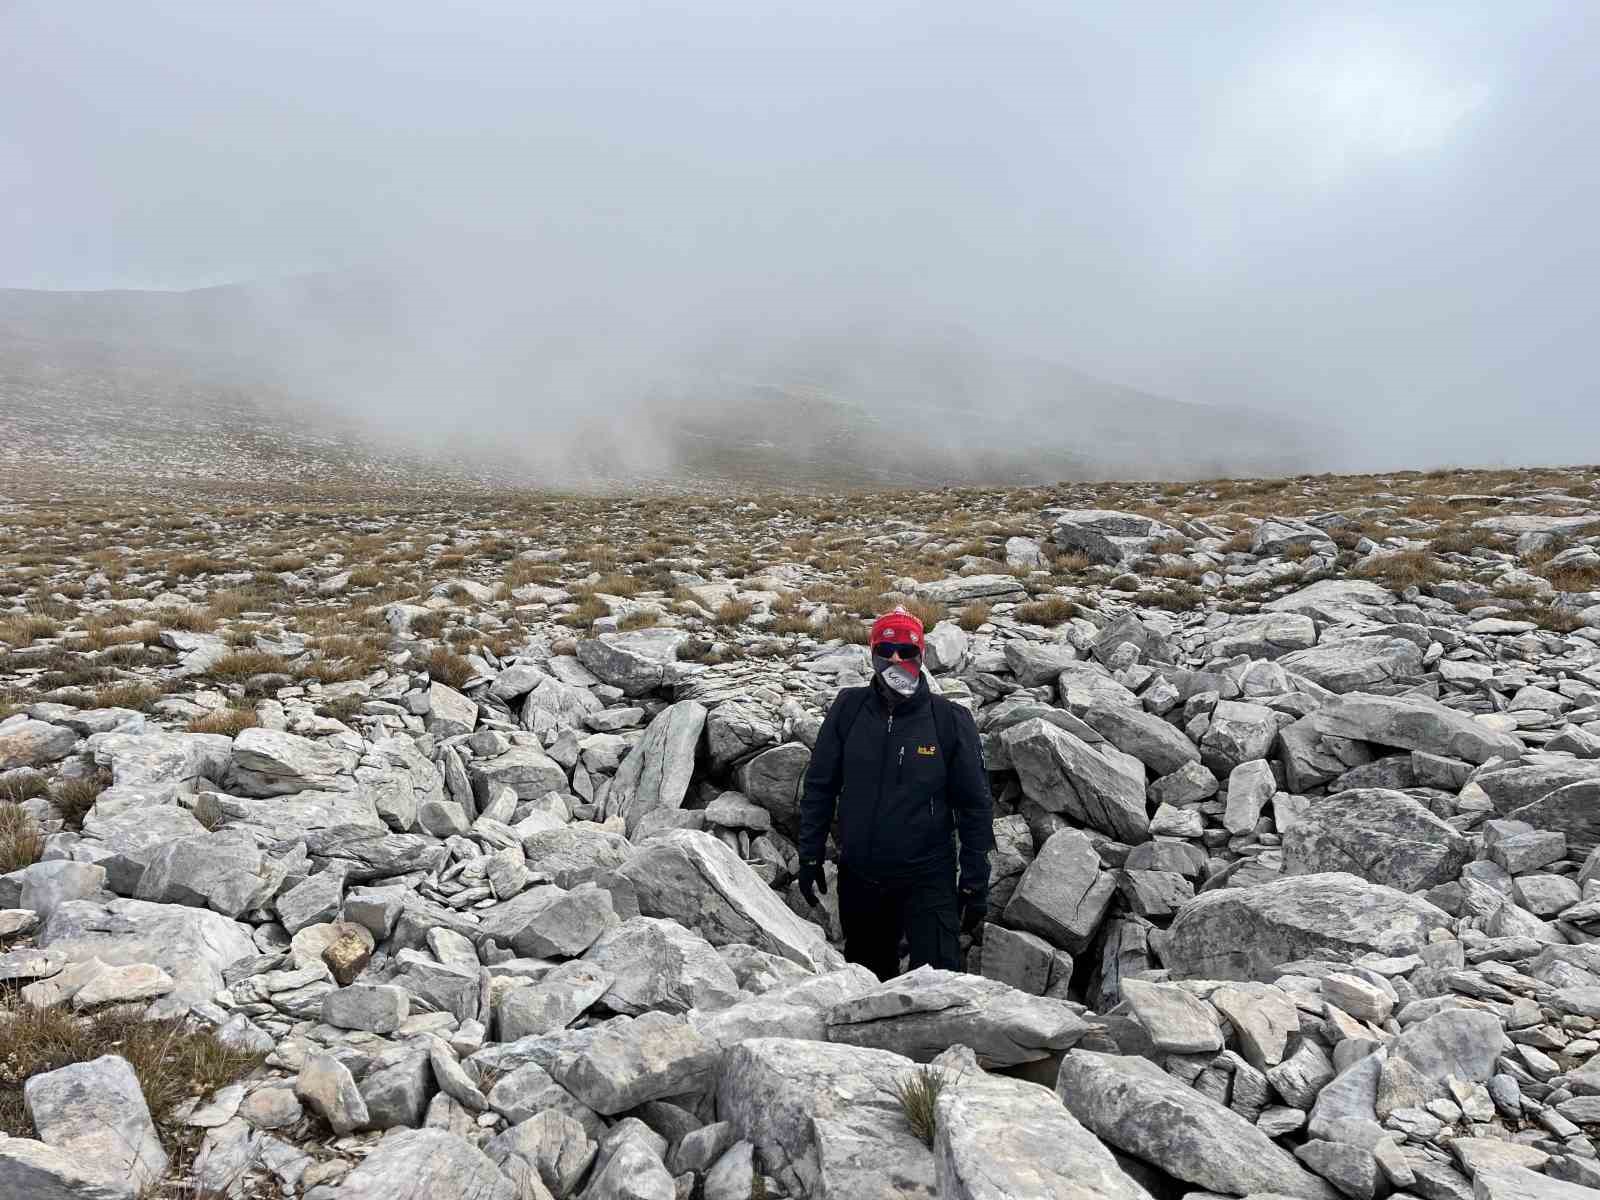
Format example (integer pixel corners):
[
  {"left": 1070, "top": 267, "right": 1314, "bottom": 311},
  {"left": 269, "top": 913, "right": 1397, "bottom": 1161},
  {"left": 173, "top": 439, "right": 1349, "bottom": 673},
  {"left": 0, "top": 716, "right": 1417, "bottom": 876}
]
[{"left": 871, "top": 670, "right": 931, "bottom": 715}]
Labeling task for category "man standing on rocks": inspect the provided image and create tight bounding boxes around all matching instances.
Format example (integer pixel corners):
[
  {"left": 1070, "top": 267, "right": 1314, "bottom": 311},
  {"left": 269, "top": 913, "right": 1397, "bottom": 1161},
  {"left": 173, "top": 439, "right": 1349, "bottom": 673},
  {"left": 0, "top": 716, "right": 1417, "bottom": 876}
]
[{"left": 797, "top": 606, "right": 994, "bottom": 979}]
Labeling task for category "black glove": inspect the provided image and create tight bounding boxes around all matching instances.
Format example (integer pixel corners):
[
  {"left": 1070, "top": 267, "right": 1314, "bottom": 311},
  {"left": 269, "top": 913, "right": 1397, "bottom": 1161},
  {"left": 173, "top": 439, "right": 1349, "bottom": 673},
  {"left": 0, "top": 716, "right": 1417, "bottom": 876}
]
[
  {"left": 798, "top": 859, "right": 828, "bottom": 907},
  {"left": 958, "top": 887, "right": 988, "bottom": 934}
]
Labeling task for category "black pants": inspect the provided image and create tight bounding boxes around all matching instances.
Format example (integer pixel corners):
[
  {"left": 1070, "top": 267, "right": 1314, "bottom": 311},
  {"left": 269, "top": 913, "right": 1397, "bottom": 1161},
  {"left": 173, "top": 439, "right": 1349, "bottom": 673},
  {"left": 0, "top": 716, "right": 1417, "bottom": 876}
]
[{"left": 837, "top": 864, "right": 960, "bottom": 981}]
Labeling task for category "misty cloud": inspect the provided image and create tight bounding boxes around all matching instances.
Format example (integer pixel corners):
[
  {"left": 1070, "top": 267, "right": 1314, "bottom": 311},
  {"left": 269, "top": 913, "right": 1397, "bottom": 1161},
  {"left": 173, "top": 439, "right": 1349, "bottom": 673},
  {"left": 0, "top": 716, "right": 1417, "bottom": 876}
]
[{"left": 2, "top": 1, "right": 1596, "bottom": 474}]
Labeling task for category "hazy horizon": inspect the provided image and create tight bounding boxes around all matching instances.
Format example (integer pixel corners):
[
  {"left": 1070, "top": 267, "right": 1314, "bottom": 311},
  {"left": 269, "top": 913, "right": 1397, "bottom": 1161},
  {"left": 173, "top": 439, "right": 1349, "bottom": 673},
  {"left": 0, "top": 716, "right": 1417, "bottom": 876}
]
[{"left": 4, "top": 1, "right": 1597, "bottom": 476}]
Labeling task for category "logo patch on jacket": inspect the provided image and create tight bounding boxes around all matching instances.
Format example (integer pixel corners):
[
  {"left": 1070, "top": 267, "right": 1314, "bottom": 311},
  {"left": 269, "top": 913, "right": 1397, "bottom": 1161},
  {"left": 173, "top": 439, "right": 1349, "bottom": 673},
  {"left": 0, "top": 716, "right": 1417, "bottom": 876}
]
[{"left": 916, "top": 744, "right": 937, "bottom": 756}]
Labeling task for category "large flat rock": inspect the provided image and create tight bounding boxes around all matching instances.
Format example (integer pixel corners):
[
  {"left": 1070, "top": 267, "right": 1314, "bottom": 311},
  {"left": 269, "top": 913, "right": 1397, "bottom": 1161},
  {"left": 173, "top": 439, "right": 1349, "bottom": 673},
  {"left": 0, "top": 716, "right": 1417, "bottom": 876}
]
[
  {"left": 39, "top": 897, "right": 255, "bottom": 1013},
  {"left": 610, "top": 828, "right": 838, "bottom": 971},
  {"left": 824, "top": 965, "right": 1089, "bottom": 1068},
  {"left": 717, "top": 1037, "right": 936, "bottom": 1200},
  {"left": 1162, "top": 872, "right": 1452, "bottom": 982},
  {"left": 936, "top": 1063, "right": 1155, "bottom": 1200},
  {"left": 1003, "top": 718, "right": 1149, "bottom": 844},
  {"left": 1282, "top": 788, "right": 1472, "bottom": 891},
  {"left": 1279, "top": 638, "right": 1424, "bottom": 693},
  {"left": 1311, "top": 693, "right": 1524, "bottom": 765},
  {"left": 1056, "top": 1050, "right": 1339, "bottom": 1200}
]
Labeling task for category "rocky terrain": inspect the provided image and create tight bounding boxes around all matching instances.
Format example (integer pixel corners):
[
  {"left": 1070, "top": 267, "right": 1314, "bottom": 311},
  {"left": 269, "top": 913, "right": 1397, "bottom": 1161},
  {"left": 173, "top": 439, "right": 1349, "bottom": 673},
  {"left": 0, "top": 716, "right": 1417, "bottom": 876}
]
[{"left": 1, "top": 463, "right": 1600, "bottom": 1199}]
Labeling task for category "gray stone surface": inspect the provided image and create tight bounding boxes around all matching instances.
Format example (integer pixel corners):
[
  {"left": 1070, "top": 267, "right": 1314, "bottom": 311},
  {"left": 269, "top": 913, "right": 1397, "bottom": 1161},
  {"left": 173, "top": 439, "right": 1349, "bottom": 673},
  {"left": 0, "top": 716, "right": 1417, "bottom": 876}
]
[
  {"left": 1163, "top": 872, "right": 1452, "bottom": 981},
  {"left": 824, "top": 965, "right": 1088, "bottom": 1067},
  {"left": 1057, "top": 1050, "right": 1338, "bottom": 1200},
  {"left": 1311, "top": 692, "right": 1524, "bottom": 765},
  {"left": 1282, "top": 788, "right": 1472, "bottom": 891},
  {"left": 611, "top": 828, "right": 837, "bottom": 971},
  {"left": 581, "top": 915, "right": 740, "bottom": 1015},
  {"left": 936, "top": 1063, "right": 1155, "bottom": 1200},
  {"left": 325, "top": 1128, "right": 517, "bottom": 1200},
  {"left": 717, "top": 1037, "right": 937, "bottom": 1200},
  {"left": 23, "top": 1054, "right": 167, "bottom": 1198},
  {"left": 1003, "top": 718, "right": 1150, "bottom": 844},
  {"left": 1002, "top": 828, "right": 1118, "bottom": 953},
  {"left": 604, "top": 700, "right": 706, "bottom": 836}
]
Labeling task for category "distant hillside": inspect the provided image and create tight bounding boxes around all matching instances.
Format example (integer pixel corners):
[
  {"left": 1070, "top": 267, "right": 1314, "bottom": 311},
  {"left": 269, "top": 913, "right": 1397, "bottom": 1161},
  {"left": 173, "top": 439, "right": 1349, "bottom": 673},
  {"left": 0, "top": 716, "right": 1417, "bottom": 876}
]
[{"left": 0, "top": 277, "right": 1334, "bottom": 490}]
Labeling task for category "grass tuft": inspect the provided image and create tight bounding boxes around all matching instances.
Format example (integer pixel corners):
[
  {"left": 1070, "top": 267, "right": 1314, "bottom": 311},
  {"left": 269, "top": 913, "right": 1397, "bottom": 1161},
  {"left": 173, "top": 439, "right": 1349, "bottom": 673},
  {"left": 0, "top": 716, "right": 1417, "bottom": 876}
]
[
  {"left": 0, "top": 803, "right": 45, "bottom": 872},
  {"left": 0, "top": 773, "right": 49, "bottom": 804},
  {"left": 0, "top": 1004, "right": 266, "bottom": 1153},
  {"left": 187, "top": 707, "right": 260, "bottom": 737},
  {"left": 1013, "top": 596, "right": 1079, "bottom": 626},
  {"left": 427, "top": 646, "right": 475, "bottom": 689},
  {"left": 892, "top": 1065, "right": 957, "bottom": 1149},
  {"left": 51, "top": 775, "right": 107, "bottom": 830}
]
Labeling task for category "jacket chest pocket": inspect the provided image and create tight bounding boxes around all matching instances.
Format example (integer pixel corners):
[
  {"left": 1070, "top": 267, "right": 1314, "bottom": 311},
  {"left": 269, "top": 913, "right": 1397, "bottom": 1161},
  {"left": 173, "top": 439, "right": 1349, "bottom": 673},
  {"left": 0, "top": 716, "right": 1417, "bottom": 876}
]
[{"left": 898, "top": 738, "right": 947, "bottom": 801}]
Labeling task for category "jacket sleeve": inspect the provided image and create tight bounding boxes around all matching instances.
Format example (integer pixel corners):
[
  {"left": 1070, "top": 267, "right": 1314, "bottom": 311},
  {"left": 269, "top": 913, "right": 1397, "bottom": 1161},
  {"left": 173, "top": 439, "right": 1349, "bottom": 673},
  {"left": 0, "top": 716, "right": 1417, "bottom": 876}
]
[
  {"left": 798, "top": 692, "right": 848, "bottom": 863},
  {"left": 948, "top": 704, "right": 995, "bottom": 894}
]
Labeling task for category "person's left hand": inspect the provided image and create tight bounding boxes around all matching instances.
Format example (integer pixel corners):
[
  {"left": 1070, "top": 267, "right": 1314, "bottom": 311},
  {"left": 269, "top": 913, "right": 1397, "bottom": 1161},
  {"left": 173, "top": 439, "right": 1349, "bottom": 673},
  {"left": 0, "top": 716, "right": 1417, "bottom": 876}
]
[{"left": 958, "top": 887, "right": 988, "bottom": 935}]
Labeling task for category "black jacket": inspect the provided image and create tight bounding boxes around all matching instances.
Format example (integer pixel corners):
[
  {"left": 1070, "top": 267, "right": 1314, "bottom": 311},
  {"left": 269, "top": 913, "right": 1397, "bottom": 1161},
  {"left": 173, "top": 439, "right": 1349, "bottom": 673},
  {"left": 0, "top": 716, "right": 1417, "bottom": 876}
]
[{"left": 799, "top": 676, "right": 994, "bottom": 894}]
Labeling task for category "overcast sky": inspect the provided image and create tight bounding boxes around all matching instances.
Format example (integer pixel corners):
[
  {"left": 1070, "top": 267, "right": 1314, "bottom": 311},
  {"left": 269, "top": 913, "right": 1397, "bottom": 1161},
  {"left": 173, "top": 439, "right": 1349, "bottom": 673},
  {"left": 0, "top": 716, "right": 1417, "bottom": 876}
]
[{"left": 3, "top": 1, "right": 1597, "bottom": 468}]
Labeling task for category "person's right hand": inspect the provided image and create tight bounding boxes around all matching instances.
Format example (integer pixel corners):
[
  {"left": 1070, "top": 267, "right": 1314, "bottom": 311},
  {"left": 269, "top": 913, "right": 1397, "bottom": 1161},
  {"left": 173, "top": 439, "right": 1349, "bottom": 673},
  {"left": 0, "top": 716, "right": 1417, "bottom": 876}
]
[{"left": 798, "top": 859, "right": 827, "bottom": 907}]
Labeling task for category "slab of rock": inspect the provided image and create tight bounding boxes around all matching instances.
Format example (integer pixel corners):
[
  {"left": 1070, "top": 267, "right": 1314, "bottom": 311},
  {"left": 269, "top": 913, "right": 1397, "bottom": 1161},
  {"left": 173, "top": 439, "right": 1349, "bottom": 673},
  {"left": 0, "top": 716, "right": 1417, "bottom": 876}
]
[
  {"left": 1208, "top": 612, "right": 1318, "bottom": 661},
  {"left": 477, "top": 882, "right": 618, "bottom": 959},
  {"left": 23, "top": 1054, "right": 167, "bottom": 1198},
  {"left": 1311, "top": 693, "right": 1524, "bottom": 765},
  {"left": 936, "top": 1061, "right": 1155, "bottom": 1200},
  {"left": 76, "top": 803, "right": 209, "bottom": 895},
  {"left": 1056, "top": 1050, "right": 1338, "bottom": 1200},
  {"left": 1200, "top": 700, "right": 1282, "bottom": 776},
  {"left": 541, "top": 1011, "right": 719, "bottom": 1115},
  {"left": 40, "top": 896, "right": 255, "bottom": 1013},
  {"left": 230, "top": 726, "right": 358, "bottom": 795},
  {"left": 824, "top": 966, "right": 1088, "bottom": 1067},
  {"left": 576, "top": 629, "right": 688, "bottom": 696},
  {"left": 1507, "top": 780, "right": 1600, "bottom": 859},
  {"left": 1083, "top": 703, "right": 1200, "bottom": 776},
  {"left": 734, "top": 742, "right": 811, "bottom": 837},
  {"left": 497, "top": 962, "right": 610, "bottom": 1040},
  {"left": 1050, "top": 509, "right": 1184, "bottom": 566},
  {"left": 1279, "top": 638, "right": 1424, "bottom": 693},
  {"left": 1162, "top": 872, "right": 1452, "bottom": 982},
  {"left": 1003, "top": 718, "right": 1149, "bottom": 844},
  {"left": 1391, "top": 1008, "right": 1505, "bottom": 1083},
  {"left": 470, "top": 745, "right": 567, "bottom": 804},
  {"left": 0, "top": 1136, "right": 138, "bottom": 1200},
  {"left": 14, "top": 861, "right": 107, "bottom": 921},
  {"left": 582, "top": 916, "right": 740, "bottom": 1015},
  {"left": 611, "top": 828, "right": 837, "bottom": 971},
  {"left": 324, "top": 982, "right": 410, "bottom": 1034},
  {"left": 718, "top": 1037, "right": 936, "bottom": 1200},
  {"left": 296, "top": 1053, "right": 369, "bottom": 1134},
  {"left": 1470, "top": 1165, "right": 1600, "bottom": 1200},
  {"left": 604, "top": 700, "right": 706, "bottom": 836},
  {"left": 323, "top": 1128, "right": 517, "bottom": 1200},
  {"left": 485, "top": 1109, "right": 596, "bottom": 1199},
  {"left": 1120, "top": 978, "right": 1223, "bottom": 1054},
  {"left": 0, "top": 717, "right": 79, "bottom": 770},
  {"left": 1002, "top": 829, "right": 1117, "bottom": 953},
  {"left": 1283, "top": 788, "right": 1472, "bottom": 891}
]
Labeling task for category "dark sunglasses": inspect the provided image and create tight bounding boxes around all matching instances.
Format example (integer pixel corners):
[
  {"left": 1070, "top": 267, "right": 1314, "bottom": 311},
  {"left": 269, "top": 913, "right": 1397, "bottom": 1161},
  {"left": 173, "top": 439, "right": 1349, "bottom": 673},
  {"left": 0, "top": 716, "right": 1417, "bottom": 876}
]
[{"left": 873, "top": 642, "right": 922, "bottom": 661}]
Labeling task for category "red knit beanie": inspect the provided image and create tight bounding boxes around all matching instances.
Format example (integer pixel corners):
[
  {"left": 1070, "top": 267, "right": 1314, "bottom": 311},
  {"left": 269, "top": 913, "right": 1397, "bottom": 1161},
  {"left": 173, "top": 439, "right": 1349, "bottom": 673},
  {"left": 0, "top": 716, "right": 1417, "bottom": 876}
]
[{"left": 869, "top": 605, "right": 924, "bottom": 648}]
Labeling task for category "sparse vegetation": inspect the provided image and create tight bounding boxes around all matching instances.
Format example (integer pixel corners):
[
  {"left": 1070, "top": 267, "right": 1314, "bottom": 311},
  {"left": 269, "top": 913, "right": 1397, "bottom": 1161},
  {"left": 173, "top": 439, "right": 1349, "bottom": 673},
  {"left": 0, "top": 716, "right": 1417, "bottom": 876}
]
[
  {"left": 51, "top": 775, "right": 108, "bottom": 829},
  {"left": 956, "top": 601, "right": 992, "bottom": 632},
  {"left": 206, "top": 649, "right": 289, "bottom": 681},
  {"left": 892, "top": 1065, "right": 957, "bottom": 1148},
  {"left": 1013, "top": 595, "right": 1079, "bottom": 626},
  {"left": 1353, "top": 549, "right": 1445, "bottom": 591},
  {"left": 426, "top": 646, "right": 475, "bottom": 689},
  {"left": 0, "top": 1003, "right": 266, "bottom": 1153},
  {"left": 0, "top": 803, "right": 45, "bottom": 872},
  {"left": 187, "top": 706, "right": 260, "bottom": 737}
]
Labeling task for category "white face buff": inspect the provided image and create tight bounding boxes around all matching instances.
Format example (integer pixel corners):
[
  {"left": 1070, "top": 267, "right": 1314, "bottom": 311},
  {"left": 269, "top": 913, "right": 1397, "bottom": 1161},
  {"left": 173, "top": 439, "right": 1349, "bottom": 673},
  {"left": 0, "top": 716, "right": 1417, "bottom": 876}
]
[{"left": 879, "top": 661, "right": 920, "bottom": 696}]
